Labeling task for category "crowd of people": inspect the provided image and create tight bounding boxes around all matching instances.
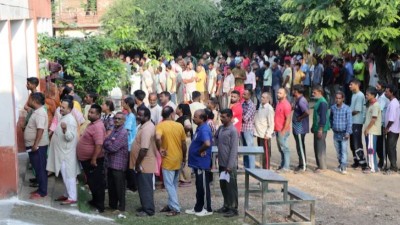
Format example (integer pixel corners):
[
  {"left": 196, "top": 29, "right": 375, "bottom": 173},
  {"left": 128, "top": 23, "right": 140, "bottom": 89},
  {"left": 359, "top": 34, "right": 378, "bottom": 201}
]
[{"left": 22, "top": 49, "right": 400, "bottom": 219}]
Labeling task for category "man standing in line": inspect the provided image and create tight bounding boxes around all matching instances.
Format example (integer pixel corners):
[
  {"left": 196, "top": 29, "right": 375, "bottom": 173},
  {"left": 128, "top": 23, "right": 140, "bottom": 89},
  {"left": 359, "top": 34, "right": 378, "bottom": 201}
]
[
  {"left": 47, "top": 97, "right": 80, "bottom": 204},
  {"left": 312, "top": 85, "right": 330, "bottom": 173},
  {"left": 254, "top": 93, "right": 274, "bottom": 169},
  {"left": 185, "top": 109, "right": 213, "bottom": 217},
  {"left": 384, "top": 84, "right": 400, "bottom": 174},
  {"left": 25, "top": 92, "right": 49, "bottom": 199},
  {"left": 166, "top": 64, "right": 177, "bottom": 104},
  {"left": 103, "top": 112, "right": 129, "bottom": 213},
  {"left": 282, "top": 60, "right": 292, "bottom": 94},
  {"left": 230, "top": 90, "right": 243, "bottom": 134},
  {"left": 156, "top": 106, "right": 187, "bottom": 216},
  {"left": 241, "top": 89, "right": 256, "bottom": 169},
  {"left": 221, "top": 67, "right": 235, "bottom": 109},
  {"left": 353, "top": 55, "right": 365, "bottom": 91},
  {"left": 148, "top": 93, "right": 162, "bottom": 124},
  {"left": 330, "top": 91, "right": 352, "bottom": 174},
  {"left": 134, "top": 89, "right": 148, "bottom": 112},
  {"left": 160, "top": 91, "right": 177, "bottom": 110},
  {"left": 376, "top": 81, "right": 390, "bottom": 169},
  {"left": 363, "top": 87, "right": 381, "bottom": 173},
  {"left": 274, "top": 88, "right": 292, "bottom": 173},
  {"left": 208, "top": 62, "right": 217, "bottom": 99},
  {"left": 292, "top": 85, "right": 309, "bottom": 173},
  {"left": 232, "top": 60, "right": 247, "bottom": 100},
  {"left": 130, "top": 107, "right": 157, "bottom": 216},
  {"left": 263, "top": 61, "right": 272, "bottom": 93},
  {"left": 349, "top": 79, "right": 367, "bottom": 169},
  {"left": 271, "top": 61, "right": 282, "bottom": 107},
  {"left": 214, "top": 109, "right": 239, "bottom": 217},
  {"left": 77, "top": 104, "right": 106, "bottom": 212},
  {"left": 190, "top": 91, "right": 206, "bottom": 133}
]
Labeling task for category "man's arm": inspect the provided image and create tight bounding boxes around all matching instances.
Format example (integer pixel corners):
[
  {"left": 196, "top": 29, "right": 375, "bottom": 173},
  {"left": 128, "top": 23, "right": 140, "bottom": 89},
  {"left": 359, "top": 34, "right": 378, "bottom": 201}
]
[
  {"left": 226, "top": 130, "right": 238, "bottom": 171},
  {"left": 32, "top": 129, "right": 44, "bottom": 151},
  {"left": 91, "top": 144, "right": 102, "bottom": 166},
  {"left": 135, "top": 148, "right": 148, "bottom": 172},
  {"left": 181, "top": 140, "right": 187, "bottom": 165}
]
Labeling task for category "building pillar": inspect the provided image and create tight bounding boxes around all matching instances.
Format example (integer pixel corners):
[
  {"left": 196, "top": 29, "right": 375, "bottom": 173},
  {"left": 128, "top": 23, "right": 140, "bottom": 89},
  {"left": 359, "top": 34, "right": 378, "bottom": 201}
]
[{"left": 0, "top": 20, "right": 19, "bottom": 198}]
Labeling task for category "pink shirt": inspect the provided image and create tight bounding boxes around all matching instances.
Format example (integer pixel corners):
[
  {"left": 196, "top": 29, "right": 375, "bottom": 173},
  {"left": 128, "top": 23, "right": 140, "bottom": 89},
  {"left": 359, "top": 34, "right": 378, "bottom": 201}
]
[
  {"left": 274, "top": 99, "right": 291, "bottom": 132},
  {"left": 230, "top": 102, "right": 243, "bottom": 133},
  {"left": 77, "top": 119, "right": 106, "bottom": 161}
]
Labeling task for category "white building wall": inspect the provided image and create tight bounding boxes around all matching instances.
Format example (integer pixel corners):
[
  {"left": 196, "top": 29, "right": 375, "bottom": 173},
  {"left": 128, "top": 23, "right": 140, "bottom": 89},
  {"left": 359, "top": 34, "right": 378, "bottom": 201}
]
[
  {"left": 10, "top": 20, "right": 29, "bottom": 112},
  {"left": 0, "top": 21, "right": 16, "bottom": 146},
  {"left": 0, "top": 0, "right": 29, "bottom": 20}
]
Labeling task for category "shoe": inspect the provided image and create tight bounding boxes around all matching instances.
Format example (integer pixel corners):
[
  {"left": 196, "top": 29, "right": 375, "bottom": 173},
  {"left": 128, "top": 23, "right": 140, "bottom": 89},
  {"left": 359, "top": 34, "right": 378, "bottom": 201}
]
[
  {"left": 29, "top": 183, "right": 39, "bottom": 188},
  {"left": 136, "top": 207, "right": 144, "bottom": 212},
  {"left": 30, "top": 190, "right": 38, "bottom": 195},
  {"left": 341, "top": 167, "right": 347, "bottom": 175},
  {"left": 223, "top": 210, "right": 238, "bottom": 217},
  {"left": 314, "top": 168, "right": 322, "bottom": 174},
  {"left": 166, "top": 211, "right": 180, "bottom": 217},
  {"left": 47, "top": 173, "right": 55, "bottom": 178},
  {"left": 60, "top": 199, "right": 77, "bottom": 205},
  {"left": 30, "top": 192, "right": 46, "bottom": 200},
  {"left": 29, "top": 178, "right": 37, "bottom": 183},
  {"left": 136, "top": 211, "right": 150, "bottom": 217},
  {"left": 185, "top": 208, "right": 197, "bottom": 215},
  {"left": 294, "top": 166, "right": 306, "bottom": 174},
  {"left": 351, "top": 163, "right": 360, "bottom": 169},
  {"left": 195, "top": 209, "right": 213, "bottom": 217},
  {"left": 214, "top": 207, "right": 229, "bottom": 214},
  {"left": 55, "top": 196, "right": 68, "bottom": 201},
  {"left": 160, "top": 206, "right": 171, "bottom": 212}
]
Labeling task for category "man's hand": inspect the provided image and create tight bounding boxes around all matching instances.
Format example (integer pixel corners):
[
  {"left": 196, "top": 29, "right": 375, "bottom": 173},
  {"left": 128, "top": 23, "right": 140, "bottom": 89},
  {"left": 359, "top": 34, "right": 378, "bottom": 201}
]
[
  {"left": 135, "top": 164, "right": 141, "bottom": 173},
  {"left": 364, "top": 129, "right": 369, "bottom": 136},
  {"left": 264, "top": 134, "right": 269, "bottom": 140},
  {"left": 32, "top": 144, "right": 39, "bottom": 152},
  {"left": 384, "top": 128, "right": 389, "bottom": 135},
  {"left": 60, "top": 122, "right": 67, "bottom": 133},
  {"left": 160, "top": 149, "right": 167, "bottom": 157},
  {"left": 317, "top": 130, "right": 323, "bottom": 139},
  {"left": 200, "top": 151, "right": 207, "bottom": 157},
  {"left": 225, "top": 167, "right": 232, "bottom": 173},
  {"left": 90, "top": 158, "right": 97, "bottom": 167},
  {"left": 344, "top": 134, "right": 350, "bottom": 140}
]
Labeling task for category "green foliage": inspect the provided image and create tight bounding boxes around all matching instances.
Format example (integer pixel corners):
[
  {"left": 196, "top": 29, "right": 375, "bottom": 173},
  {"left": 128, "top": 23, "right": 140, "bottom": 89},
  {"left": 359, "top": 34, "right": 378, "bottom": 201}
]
[
  {"left": 38, "top": 34, "right": 125, "bottom": 95},
  {"left": 213, "top": 0, "right": 286, "bottom": 50},
  {"left": 278, "top": 0, "right": 400, "bottom": 56},
  {"left": 101, "top": 0, "right": 219, "bottom": 53}
]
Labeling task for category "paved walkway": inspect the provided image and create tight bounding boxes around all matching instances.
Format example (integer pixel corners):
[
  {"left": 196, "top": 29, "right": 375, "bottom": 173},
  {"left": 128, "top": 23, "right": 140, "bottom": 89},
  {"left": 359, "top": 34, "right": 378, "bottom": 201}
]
[{"left": 0, "top": 153, "right": 116, "bottom": 225}]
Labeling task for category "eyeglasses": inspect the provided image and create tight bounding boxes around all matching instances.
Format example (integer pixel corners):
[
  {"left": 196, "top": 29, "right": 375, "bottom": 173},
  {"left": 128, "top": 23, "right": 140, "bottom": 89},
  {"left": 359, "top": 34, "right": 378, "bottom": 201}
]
[{"left": 113, "top": 117, "right": 123, "bottom": 121}]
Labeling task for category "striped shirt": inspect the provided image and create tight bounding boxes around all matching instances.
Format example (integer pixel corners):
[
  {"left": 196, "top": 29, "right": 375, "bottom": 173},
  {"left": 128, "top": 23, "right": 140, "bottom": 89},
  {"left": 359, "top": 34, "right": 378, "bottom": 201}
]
[{"left": 330, "top": 103, "right": 352, "bottom": 135}]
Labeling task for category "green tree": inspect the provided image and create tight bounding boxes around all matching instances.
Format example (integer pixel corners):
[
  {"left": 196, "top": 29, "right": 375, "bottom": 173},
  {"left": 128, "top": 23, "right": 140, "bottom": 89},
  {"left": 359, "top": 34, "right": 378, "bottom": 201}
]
[
  {"left": 278, "top": 0, "right": 400, "bottom": 81},
  {"left": 101, "top": 0, "right": 218, "bottom": 54},
  {"left": 38, "top": 34, "right": 125, "bottom": 96},
  {"left": 213, "top": 0, "right": 285, "bottom": 51}
]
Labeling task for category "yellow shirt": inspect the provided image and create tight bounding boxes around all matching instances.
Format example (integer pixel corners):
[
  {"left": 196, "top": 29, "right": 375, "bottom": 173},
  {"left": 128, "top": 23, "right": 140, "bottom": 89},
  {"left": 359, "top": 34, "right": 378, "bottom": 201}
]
[
  {"left": 196, "top": 70, "right": 206, "bottom": 92},
  {"left": 293, "top": 70, "right": 305, "bottom": 85},
  {"left": 156, "top": 120, "right": 186, "bottom": 170},
  {"left": 73, "top": 100, "right": 82, "bottom": 113}
]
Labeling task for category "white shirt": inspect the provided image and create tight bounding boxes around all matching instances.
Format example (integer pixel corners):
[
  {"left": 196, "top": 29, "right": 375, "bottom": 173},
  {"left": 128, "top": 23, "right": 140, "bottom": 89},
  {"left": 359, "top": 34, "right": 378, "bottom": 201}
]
[
  {"left": 130, "top": 72, "right": 142, "bottom": 95},
  {"left": 245, "top": 71, "right": 256, "bottom": 90},
  {"left": 254, "top": 103, "right": 275, "bottom": 138},
  {"left": 182, "top": 70, "right": 196, "bottom": 93},
  {"left": 156, "top": 72, "right": 167, "bottom": 94},
  {"left": 222, "top": 74, "right": 235, "bottom": 93},
  {"left": 148, "top": 104, "right": 162, "bottom": 124},
  {"left": 208, "top": 68, "right": 217, "bottom": 94}
]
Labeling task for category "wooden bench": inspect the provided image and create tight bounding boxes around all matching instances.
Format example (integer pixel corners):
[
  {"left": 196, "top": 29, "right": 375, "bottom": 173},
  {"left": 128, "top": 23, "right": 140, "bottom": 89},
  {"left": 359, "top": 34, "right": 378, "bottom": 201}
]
[
  {"left": 287, "top": 187, "right": 316, "bottom": 225},
  {"left": 244, "top": 169, "right": 316, "bottom": 225}
]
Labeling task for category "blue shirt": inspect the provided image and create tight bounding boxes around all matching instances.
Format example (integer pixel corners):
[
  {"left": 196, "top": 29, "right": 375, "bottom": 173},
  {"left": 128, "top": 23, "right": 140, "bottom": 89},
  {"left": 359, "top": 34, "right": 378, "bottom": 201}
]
[
  {"left": 272, "top": 68, "right": 282, "bottom": 88},
  {"left": 188, "top": 123, "right": 212, "bottom": 170},
  {"left": 345, "top": 62, "right": 354, "bottom": 84},
  {"left": 301, "top": 64, "right": 311, "bottom": 86},
  {"left": 292, "top": 96, "right": 309, "bottom": 134},
  {"left": 330, "top": 103, "right": 352, "bottom": 136},
  {"left": 124, "top": 113, "right": 137, "bottom": 151}
]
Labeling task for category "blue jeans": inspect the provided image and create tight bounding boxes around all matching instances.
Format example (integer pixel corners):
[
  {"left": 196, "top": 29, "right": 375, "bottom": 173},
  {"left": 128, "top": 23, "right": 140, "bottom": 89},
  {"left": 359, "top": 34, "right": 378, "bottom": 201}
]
[
  {"left": 162, "top": 169, "right": 180, "bottom": 212},
  {"left": 276, "top": 131, "right": 290, "bottom": 169},
  {"left": 333, "top": 133, "right": 348, "bottom": 169},
  {"left": 241, "top": 131, "right": 255, "bottom": 169},
  {"left": 365, "top": 135, "right": 378, "bottom": 171}
]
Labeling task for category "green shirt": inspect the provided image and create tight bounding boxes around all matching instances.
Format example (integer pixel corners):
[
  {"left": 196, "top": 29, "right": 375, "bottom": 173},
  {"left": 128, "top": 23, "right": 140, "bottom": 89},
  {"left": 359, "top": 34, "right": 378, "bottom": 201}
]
[
  {"left": 353, "top": 61, "right": 365, "bottom": 81},
  {"left": 312, "top": 97, "right": 330, "bottom": 132}
]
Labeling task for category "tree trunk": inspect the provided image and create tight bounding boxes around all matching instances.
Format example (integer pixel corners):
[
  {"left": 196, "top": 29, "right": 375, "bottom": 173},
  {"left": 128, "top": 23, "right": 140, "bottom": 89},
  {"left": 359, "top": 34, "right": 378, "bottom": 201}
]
[{"left": 369, "top": 40, "right": 391, "bottom": 83}]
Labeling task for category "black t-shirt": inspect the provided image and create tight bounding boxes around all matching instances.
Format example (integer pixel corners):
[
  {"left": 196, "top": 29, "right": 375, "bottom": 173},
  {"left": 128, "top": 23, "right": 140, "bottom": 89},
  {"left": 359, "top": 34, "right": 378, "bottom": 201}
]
[{"left": 255, "top": 68, "right": 265, "bottom": 88}]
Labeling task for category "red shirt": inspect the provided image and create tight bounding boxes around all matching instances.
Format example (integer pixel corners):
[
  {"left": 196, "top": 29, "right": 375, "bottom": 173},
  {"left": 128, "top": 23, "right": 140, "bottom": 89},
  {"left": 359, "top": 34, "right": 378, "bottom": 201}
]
[
  {"left": 230, "top": 102, "right": 243, "bottom": 133},
  {"left": 274, "top": 99, "right": 291, "bottom": 132},
  {"left": 77, "top": 119, "right": 106, "bottom": 161}
]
